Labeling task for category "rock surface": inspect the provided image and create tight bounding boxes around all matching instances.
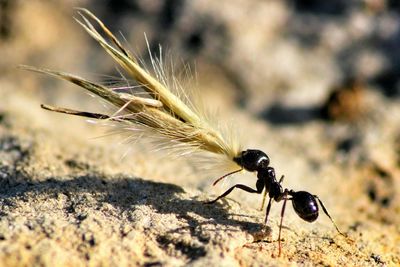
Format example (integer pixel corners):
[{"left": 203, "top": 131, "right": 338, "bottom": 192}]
[{"left": 1, "top": 1, "right": 399, "bottom": 266}]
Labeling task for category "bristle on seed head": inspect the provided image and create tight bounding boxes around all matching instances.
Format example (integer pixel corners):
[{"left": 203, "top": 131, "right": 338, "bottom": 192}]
[{"left": 22, "top": 8, "right": 241, "bottom": 162}]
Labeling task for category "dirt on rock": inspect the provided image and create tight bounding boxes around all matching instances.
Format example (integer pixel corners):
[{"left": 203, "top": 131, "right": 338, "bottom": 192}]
[{"left": 1, "top": 1, "right": 399, "bottom": 266}]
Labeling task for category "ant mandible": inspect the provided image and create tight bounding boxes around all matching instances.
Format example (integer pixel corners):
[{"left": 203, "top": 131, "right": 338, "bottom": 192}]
[{"left": 206, "top": 149, "right": 345, "bottom": 256}]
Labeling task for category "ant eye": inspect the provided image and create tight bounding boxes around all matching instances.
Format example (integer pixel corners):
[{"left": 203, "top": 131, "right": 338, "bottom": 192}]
[
  {"left": 257, "top": 156, "right": 270, "bottom": 169},
  {"left": 292, "top": 191, "right": 319, "bottom": 222}
]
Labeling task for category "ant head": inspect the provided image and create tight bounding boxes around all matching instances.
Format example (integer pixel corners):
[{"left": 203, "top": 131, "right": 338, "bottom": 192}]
[
  {"left": 290, "top": 191, "right": 319, "bottom": 222},
  {"left": 234, "top": 149, "right": 270, "bottom": 172}
]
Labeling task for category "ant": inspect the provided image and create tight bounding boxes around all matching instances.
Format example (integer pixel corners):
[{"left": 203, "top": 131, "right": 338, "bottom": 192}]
[{"left": 206, "top": 149, "right": 345, "bottom": 256}]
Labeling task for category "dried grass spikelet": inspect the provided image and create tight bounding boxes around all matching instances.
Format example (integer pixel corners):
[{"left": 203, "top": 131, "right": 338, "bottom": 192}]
[{"left": 21, "top": 8, "right": 241, "bottom": 165}]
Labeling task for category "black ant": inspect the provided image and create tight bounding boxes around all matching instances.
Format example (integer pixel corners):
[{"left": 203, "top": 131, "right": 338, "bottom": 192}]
[{"left": 206, "top": 149, "right": 345, "bottom": 256}]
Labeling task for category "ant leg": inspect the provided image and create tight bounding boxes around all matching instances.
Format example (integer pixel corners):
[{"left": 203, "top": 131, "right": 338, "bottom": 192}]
[
  {"left": 314, "top": 195, "right": 345, "bottom": 236},
  {"left": 264, "top": 197, "right": 273, "bottom": 224},
  {"left": 278, "top": 190, "right": 289, "bottom": 257},
  {"left": 212, "top": 169, "right": 242, "bottom": 186},
  {"left": 260, "top": 189, "right": 268, "bottom": 211},
  {"left": 205, "top": 184, "right": 262, "bottom": 204}
]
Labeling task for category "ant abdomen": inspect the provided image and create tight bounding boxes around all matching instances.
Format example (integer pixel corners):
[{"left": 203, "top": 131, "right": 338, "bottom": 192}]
[{"left": 291, "top": 191, "right": 319, "bottom": 222}]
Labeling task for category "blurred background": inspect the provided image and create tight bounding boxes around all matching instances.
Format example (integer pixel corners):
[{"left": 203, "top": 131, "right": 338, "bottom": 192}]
[
  {"left": 1, "top": 0, "right": 400, "bottom": 265},
  {"left": 2, "top": 0, "right": 400, "bottom": 112}
]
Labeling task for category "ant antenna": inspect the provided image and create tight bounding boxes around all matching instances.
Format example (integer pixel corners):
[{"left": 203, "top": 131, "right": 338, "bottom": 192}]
[{"left": 212, "top": 169, "right": 242, "bottom": 186}]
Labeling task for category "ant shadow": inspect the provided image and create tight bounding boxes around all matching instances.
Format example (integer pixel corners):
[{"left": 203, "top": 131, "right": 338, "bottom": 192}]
[{"left": 0, "top": 172, "right": 263, "bottom": 238}]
